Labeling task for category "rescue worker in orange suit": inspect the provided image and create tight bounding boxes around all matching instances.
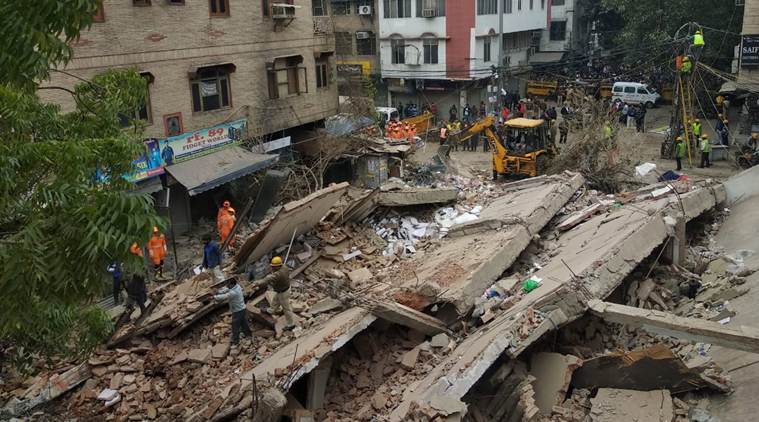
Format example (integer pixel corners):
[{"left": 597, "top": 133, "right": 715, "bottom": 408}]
[
  {"left": 217, "top": 200, "right": 234, "bottom": 232},
  {"left": 147, "top": 226, "right": 168, "bottom": 279},
  {"left": 219, "top": 208, "right": 237, "bottom": 248}
]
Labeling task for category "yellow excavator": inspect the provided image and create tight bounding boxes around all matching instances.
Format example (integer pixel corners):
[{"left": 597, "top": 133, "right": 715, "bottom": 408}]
[{"left": 449, "top": 115, "right": 555, "bottom": 179}]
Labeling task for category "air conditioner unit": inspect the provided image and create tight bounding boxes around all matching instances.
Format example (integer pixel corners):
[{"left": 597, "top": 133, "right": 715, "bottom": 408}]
[
  {"left": 272, "top": 3, "right": 296, "bottom": 19},
  {"left": 422, "top": 8, "right": 436, "bottom": 18},
  {"left": 356, "top": 31, "right": 370, "bottom": 40},
  {"left": 358, "top": 5, "right": 372, "bottom": 15}
]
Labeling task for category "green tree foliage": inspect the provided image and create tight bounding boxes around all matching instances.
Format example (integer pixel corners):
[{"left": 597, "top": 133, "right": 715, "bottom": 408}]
[
  {"left": 0, "top": 0, "right": 100, "bottom": 90},
  {"left": 601, "top": 0, "right": 743, "bottom": 69},
  {"left": 0, "top": 1, "right": 164, "bottom": 363}
]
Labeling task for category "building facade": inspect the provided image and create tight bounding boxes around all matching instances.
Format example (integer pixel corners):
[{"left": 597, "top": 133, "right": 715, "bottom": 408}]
[
  {"left": 39, "top": 0, "right": 339, "bottom": 232},
  {"left": 739, "top": 0, "right": 759, "bottom": 134},
  {"left": 322, "top": 0, "right": 381, "bottom": 97},
  {"left": 41, "top": 0, "right": 338, "bottom": 141},
  {"left": 538, "top": 0, "right": 587, "bottom": 55},
  {"left": 378, "top": 0, "right": 551, "bottom": 120}
]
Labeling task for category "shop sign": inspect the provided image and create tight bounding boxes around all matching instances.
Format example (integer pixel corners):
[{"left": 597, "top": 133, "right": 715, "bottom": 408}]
[{"left": 742, "top": 35, "right": 759, "bottom": 67}]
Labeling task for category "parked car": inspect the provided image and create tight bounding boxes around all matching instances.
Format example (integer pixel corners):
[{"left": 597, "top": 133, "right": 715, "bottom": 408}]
[{"left": 611, "top": 82, "right": 661, "bottom": 108}]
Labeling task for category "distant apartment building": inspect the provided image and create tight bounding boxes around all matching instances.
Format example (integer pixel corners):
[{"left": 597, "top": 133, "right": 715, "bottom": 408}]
[
  {"left": 739, "top": 0, "right": 759, "bottom": 134},
  {"left": 378, "top": 0, "right": 552, "bottom": 118},
  {"left": 538, "top": 0, "right": 589, "bottom": 59},
  {"left": 39, "top": 0, "right": 339, "bottom": 232},
  {"left": 320, "top": 0, "right": 381, "bottom": 97}
]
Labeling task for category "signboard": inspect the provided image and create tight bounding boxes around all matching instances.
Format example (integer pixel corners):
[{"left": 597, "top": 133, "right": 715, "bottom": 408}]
[
  {"left": 259, "top": 136, "right": 292, "bottom": 153},
  {"left": 126, "top": 118, "right": 247, "bottom": 182},
  {"left": 742, "top": 35, "right": 759, "bottom": 67}
]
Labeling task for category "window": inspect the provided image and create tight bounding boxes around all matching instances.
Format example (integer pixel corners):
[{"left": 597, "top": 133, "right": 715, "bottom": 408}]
[
  {"left": 416, "top": 0, "right": 445, "bottom": 17},
  {"left": 477, "top": 0, "right": 497, "bottom": 14},
  {"left": 169, "top": 0, "right": 185, "bottom": 4},
  {"left": 423, "top": 38, "right": 438, "bottom": 64},
  {"left": 391, "top": 38, "right": 405, "bottom": 64},
  {"left": 336, "top": 32, "right": 353, "bottom": 55},
  {"left": 191, "top": 67, "right": 231, "bottom": 112},
  {"left": 356, "top": 32, "right": 377, "bottom": 55},
  {"left": 133, "top": 0, "right": 151, "bottom": 6},
  {"left": 530, "top": 0, "right": 533, "bottom": 10},
  {"left": 637, "top": 87, "right": 649, "bottom": 94},
  {"left": 332, "top": 0, "right": 351, "bottom": 15},
  {"left": 313, "top": 0, "right": 327, "bottom": 16},
  {"left": 541, "top": 0, "right": 545, "bottom": 9},
  {"left": 624, "top": 86, "right": 635, "bottom": 93},
  {"left": 552, "top": 0, "right": 565, "bottom": 5},
  {"left": 484, "top": 39, "right": 492, "bottom": 62},
  {"left": 209, "top": 0, "right": 229, "bottom": 17},
  {"left": 316, "top": 59, "right": 330, "bottom": 88},
  {"left": 504, "top": 0, "right": 512, "bottom": 13},
  {"left": 549, "top": 21, "right": 567, "bottom": 41},
  {"left": 119, "top": 74, "right": 152, "bottom": 127},
  {"left": 93, "top": 0, "right": 105, "bottom": 22},
  {"left": 613, "top": 86, "right": 623, "bottom": 93},
  {"left": 384, "top": 0, "right": 412, "bottom": 18},
  {"left": 267, "top": 56, "right": 307, "bottom": 99},
  {"left": 164, "top": 113, "right": 184, "bottom": 137},
  {"left": 518, "top": 0, "right": 522, "bottom": 10}
]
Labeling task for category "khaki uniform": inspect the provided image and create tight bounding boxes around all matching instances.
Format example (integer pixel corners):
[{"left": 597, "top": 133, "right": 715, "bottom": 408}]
[{"left": 263, "top": 267, "right": 294, "bottom": 326}]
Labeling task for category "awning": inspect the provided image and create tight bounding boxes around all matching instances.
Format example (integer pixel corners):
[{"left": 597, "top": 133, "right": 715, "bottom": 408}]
[
  {"left": 719, "top": 81, "right": 737, "bottom": 94},
  {"left": 131, "top": 177, "right": 164, "bottom": 195},
  {"left": 166, "top": 146, "right": 279, "bottom": 196},
  {"left": 528, "top": 52, "right": 565, "bottom": 64},
  {"left": 187, "top": 62, "right": 236, "bottom": 77}
]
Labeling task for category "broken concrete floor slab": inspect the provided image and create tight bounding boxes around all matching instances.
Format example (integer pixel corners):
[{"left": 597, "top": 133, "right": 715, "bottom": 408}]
[
  {"left": 388, "top": 184, "right": 725, "bottom": 420},
  {"left": 589, "top": 389, "right": 674, "bottom": 422},
  {"left": 235, "top": 182, "right": 350, "bottom": 266},
  {"left": 530, "top": 352, "right": 582, "bottom": 414},
  {"left": 588, "top": 299, "right": 759, "bottom": 354},
  {"left": 389, "top": 172, "right": 585, "bottom": 314},
  {"left": 377, "top": 187, "right": 458, "bottom": 207}
]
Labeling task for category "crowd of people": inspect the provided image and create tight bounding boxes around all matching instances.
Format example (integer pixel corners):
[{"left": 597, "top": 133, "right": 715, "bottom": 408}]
[{"left": 106, "top": 198, "right": 299, "bottom": 349}]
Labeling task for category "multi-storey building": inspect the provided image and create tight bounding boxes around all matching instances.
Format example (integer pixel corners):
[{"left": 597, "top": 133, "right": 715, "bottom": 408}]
[
  {"left": 739, "top": 0, "right": 759, "bottom": 134},
  {"left": 322, "top": 0, "right": 381, "bottom": 97},
  {"left": 538, "top": 0, "right": 588, "bottom": 58},
  {"left": 378, "top": 0, "right": 551, "bottom": 119},
  {"left": 39, "top": 0, "right": 339, "bottom": 232}
]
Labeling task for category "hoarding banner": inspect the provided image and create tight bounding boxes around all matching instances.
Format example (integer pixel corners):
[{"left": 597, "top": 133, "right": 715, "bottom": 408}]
[
  {"left": 127, "top": 118, "right": 247, "bottom": 183},
  {"left": 742, "top": 35, "right": 759, "bottom": 67}
]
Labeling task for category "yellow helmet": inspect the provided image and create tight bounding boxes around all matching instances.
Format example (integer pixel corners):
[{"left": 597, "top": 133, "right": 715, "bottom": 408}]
[
  {"left": 271, "top": 256, "right": 283, "bottom": 267},
  {"left": 752, "top": 133, "right": 758, "bottom": 139},
  {"left": 683, "top": 56, "right": 690, "bottom": 62},
  {"left": 701, "top": 134, "right": 708, "bottom": 139},
  {"left": 676, "top": 136, "right": 683, "bottom": 141},
  {"left": 696, "top": 30, "right": 702, "bottom": 35}
]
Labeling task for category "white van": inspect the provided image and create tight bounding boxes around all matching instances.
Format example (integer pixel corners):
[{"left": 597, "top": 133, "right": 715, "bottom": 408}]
[
  {"left": 376, "top": 107, "right": 399, "bottom": 125},
  {"left": 611, "top": 82, "right": 661, "bottom": 108}
]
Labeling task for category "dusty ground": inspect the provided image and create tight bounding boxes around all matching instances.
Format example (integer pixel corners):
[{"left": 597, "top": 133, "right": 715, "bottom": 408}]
[
  {"left": 706, "top": 195, "right": 759, "bottom": 422},
  {"left": 411, "top": 107, "right": 740, "bottom": 184}
]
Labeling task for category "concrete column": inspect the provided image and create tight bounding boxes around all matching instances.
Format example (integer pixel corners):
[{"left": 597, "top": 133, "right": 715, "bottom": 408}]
[
  {"left": 662, "top": 218, "right": 686, "bottom": 265},
  {"left": 306, "top": 356, "right": 333, "bottom": 410}
]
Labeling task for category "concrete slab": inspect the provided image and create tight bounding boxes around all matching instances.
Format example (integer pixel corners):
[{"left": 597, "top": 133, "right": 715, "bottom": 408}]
[
  {"left": 235, "top": 182, "right": 350, "bottom": 266},
  {"left": 588, "top": 300, "right": 759, "bottom": 354},
  {"left": 530, "top": 353, "right": 582, "bottom": 414},
  {"left": 371, "top": 301, "right": 448, "bottom": 336},
  {"left": 378, "top": 188, "right": 458, "bottom": 206},
  {"left": 242, "top": 307, "right": 376, "bottom": 391},
  {"left": 391, "top": 172, "right": 584, "bottom": 314},
  {"left": 388, "top": 184, "right": 724, "bottom": 420},
  {"left": 589, "top": 389, "right": 674, "bottom": 422}
]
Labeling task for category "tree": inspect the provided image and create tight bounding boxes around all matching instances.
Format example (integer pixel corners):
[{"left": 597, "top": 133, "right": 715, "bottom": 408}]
[
  {"left": 0, "top": 1, "right": 163, "bottom": 363},
  {"left": 600, "top": 0, "right": 743, "bottom": 70}
]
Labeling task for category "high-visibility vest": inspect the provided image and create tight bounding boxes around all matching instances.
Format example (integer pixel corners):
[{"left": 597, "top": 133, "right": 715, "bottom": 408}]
[
  {"left": 692, "top": 122, "right": 701, "bottom": 136},
  {"left": 700, "top": 138, "right": 711, "bottom": 152},
  {"left": 693, "top": 33, "right": 704, "bottom": 46},
  {"left": 675, "top": 142, "right": 685, "bottom": 158}
]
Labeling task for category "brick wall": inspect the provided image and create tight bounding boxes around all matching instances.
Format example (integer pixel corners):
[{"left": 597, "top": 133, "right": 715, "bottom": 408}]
[{"left": 39, "top": 0, "right": 338, "bottom": 139}]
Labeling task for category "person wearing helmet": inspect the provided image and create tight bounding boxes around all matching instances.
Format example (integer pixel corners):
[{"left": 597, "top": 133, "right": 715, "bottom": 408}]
[
  {"left": 749, "top": 132, "right": 758, "bottom": 151},
  {"left": 717, "top": 119, "right": 730, "bottom": 146},
  {"left": 690, "top": 30, "right": 705, "bottom": 60},
  {"left": 699, "top": 134, "right": 712, "bottom": 168},
  {"left": 254, "top": 256, "right": 295, "bottom": 330},
  {"left": 680, "top": 56, "right": 692, "bottom": 74},
  {"left": 147, "top": 226, "right": 168, "bottom": 279},
  {"left": 217, "top": 200, "right": 234, "bottom": 235},
  {"left": 690, "top": 119, "right": 701, "bottom": 151},
  {"left": 674, "top": 136, "right": 685, "bottom": 171},
  {"left": 218, "top": 208, "right": 236, "bottom": 248}
]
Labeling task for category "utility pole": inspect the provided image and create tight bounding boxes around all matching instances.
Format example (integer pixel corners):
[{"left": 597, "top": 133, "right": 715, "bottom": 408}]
[{"left": 496, "top": 0, "right": 504, "bottom": 115}]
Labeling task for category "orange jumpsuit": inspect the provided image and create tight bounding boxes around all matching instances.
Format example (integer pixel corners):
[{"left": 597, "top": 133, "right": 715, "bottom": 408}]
[
  {"left": 217, "top": 205, "right": 232, "bottom": 232},
  {"left": 147, "top": 233, "right": 167, "bottom": 265},
  {"left": 219, "top": 211, "right": 236, "bottom": 246}
]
